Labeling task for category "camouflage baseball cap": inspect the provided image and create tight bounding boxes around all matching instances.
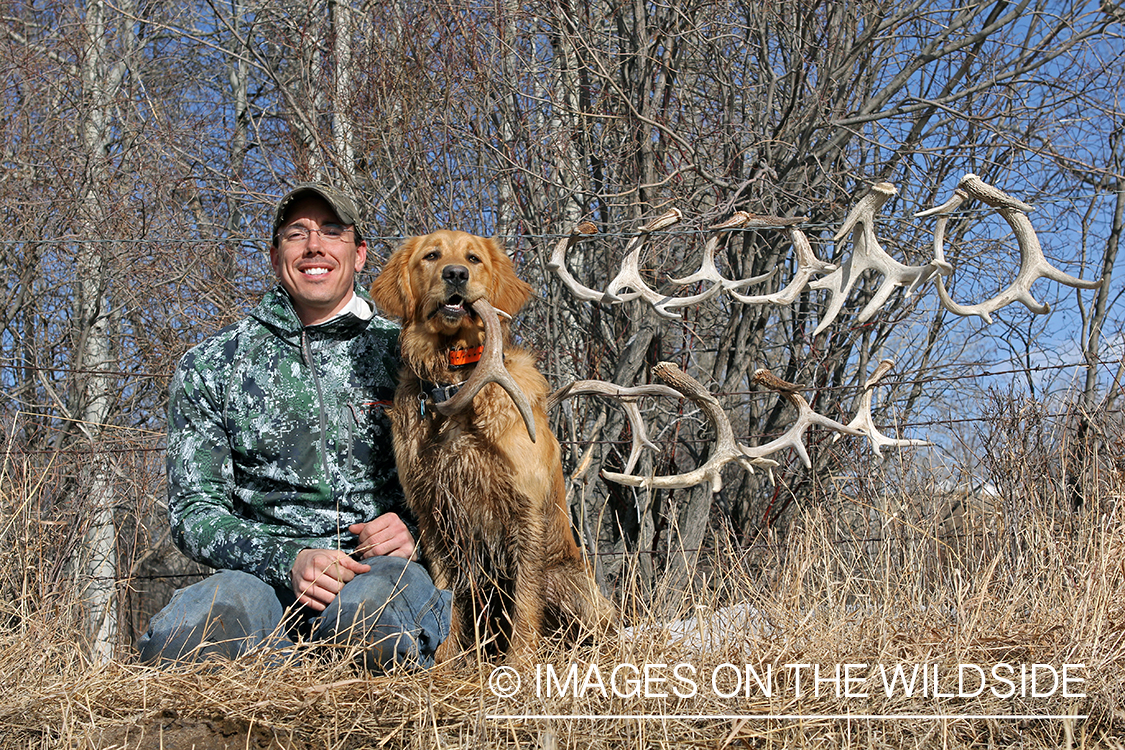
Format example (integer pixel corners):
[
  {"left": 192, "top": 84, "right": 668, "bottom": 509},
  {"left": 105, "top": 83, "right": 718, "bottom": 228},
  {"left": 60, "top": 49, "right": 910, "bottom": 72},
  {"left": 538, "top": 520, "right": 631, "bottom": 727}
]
[{"left": 272, "top": 183, "right": 364, "bottom": 244}]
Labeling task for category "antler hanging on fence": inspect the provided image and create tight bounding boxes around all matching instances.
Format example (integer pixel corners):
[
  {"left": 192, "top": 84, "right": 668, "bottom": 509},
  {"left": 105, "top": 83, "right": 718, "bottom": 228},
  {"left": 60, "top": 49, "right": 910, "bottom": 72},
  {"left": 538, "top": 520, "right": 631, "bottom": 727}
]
[
  {"left": 547, "top": 209, "right": 691, "bottom": 313},
  {"left": 548, "top": 380, "right": 682, "bottom": 475},
  {"left": 916, "top": 173, "right": 1104, "bottom": 324},
  {"left": 662, "top": 212, "right": 801, "bottom": 310},
  {"left": 728, "top": 224, "right": 837, "bottom": 306},
  {"left": 808, "top": 182, "right": 951, "bottom": 335},
  {"left": 832, "top": 359, "right": 933, "bottom": 457},
  {"left": 547, "top": 220, "right": 603, "bottom": 303},
  {"left": 601, "top": 209, "right": 735, "bottom": 318},
  {"left": 548, "top": 209, "right": 826, "bottom": 319},
  {"left": 553, "top": 362, "right": 866, "bottom": 493},
  {"left": 744, "top": 368, "right": 864, "bottom": 472},
  {"left": 549, "top": 174, "right": 1102, "bottom": 327}
]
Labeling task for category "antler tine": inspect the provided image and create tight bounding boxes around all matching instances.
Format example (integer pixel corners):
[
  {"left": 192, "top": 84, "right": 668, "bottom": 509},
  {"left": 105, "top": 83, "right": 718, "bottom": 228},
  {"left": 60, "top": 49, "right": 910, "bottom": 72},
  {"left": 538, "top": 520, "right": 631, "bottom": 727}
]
[
  {"left": 916, "top": 187, "right": 983, "bottom": 320},
  {"left": 832, "top": 358, "right": 932, "bottom": 457},
  {"left": 730, "top": 226, "right": 837, "bottom": 306},
  {"left": 602, "top": 362, "right": 775, "bottom": 493},
  {"left": 431, "top": 299, "right": 538, "bottom": 442},
  {"left": 914, "top": 188, "right": 967, "bottom": 268},
  {"left": 547, "top": 220, "right": 604, "bottom": 302},
  {"left": 925, "top": 174, "right": 1103, "bottom": 324},
  {"left": 863, "top": 357, "right": 897, "bottom": 389},
  {"left": 603, "top": 209, "right": 693, "bottom": 316},
  {"left": 809, "top": 182, "right": 952, "bottom": 336},
  {"left": 668, "top": 212, "right": 794, "bottom": 290},
  {"left": 667, "top": 211, "right": 752, "bottom": 287},
  {"left": 748, "top": 369, "right": 864, "bottom": 468},
  {"left": 549, "top": 380, "right": 682, "bottom": 475}
]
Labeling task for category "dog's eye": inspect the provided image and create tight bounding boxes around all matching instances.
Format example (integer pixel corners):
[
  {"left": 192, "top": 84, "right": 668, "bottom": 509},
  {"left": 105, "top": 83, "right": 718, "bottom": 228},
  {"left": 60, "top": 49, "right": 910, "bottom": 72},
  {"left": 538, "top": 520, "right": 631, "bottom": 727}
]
[
  {"left": 467, "top": 254, "right": 482, "bottom": 264},
  {"left": 423, "top": 250, "right": 440, "bottom": 261}
]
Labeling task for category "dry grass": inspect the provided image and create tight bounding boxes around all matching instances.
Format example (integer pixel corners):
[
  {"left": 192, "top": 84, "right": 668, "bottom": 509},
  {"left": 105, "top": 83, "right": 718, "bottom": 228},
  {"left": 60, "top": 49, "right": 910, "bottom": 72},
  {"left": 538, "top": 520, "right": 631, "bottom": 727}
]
[
  {"left": 2, "top": 415, "right": 1124, "bottom": 749},
  {"left": 1, "top": 493, "right": 1122, "bottom": 750}
]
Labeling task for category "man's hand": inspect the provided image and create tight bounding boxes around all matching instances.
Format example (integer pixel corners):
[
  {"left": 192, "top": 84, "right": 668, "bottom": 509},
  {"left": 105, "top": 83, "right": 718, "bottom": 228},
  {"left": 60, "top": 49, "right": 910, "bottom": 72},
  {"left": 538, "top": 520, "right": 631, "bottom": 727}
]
[
  {"left": 290, "top": 549, "right": 371, "bottom": 611},
  {"left": 349, "top": 513, "right": 415, "bottom": 560}
]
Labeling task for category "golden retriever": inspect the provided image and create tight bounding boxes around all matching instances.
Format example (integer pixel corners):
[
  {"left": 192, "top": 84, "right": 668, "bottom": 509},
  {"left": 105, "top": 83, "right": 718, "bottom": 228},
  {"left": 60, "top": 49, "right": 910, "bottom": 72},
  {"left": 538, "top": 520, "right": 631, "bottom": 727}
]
[{"left": 370, "top": 230, "right": 615, "bottom": 662}]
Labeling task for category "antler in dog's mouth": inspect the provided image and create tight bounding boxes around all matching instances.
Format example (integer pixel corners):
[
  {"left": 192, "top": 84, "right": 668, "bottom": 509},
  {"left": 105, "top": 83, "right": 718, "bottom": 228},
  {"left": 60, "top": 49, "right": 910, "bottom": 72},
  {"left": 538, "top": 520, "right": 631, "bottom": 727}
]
[{"left": 430, "top": 298, "right": 538, "bottom": 442}]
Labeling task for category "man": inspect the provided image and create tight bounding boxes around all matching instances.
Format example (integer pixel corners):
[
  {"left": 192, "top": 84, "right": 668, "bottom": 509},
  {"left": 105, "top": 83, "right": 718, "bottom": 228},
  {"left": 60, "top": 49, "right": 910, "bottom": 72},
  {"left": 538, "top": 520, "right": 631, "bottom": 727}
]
[{"left": 138, "top": 184, "right": 450, "bottom": 668}]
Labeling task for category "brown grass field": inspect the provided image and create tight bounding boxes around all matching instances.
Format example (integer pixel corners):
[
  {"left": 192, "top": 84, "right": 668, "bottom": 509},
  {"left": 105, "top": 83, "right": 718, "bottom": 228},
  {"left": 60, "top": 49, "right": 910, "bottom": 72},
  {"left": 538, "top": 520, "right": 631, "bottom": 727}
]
[{"left": 0, "top": 446, "right": 1123, "bottom": 748}]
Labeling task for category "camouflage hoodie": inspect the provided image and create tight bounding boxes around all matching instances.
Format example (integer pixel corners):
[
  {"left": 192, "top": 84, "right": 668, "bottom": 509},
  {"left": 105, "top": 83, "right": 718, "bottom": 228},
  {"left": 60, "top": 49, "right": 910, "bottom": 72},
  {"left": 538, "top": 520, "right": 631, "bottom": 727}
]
[{"left": 166, "top": 284, "right": 407, "bottom": 590}]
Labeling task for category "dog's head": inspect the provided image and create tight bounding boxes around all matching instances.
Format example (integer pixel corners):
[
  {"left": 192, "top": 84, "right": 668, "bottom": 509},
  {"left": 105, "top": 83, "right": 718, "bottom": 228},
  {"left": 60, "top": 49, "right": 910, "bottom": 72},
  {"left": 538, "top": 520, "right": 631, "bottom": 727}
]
[{"left": 370, "top": 231, "right": 531, "bottom": 336}]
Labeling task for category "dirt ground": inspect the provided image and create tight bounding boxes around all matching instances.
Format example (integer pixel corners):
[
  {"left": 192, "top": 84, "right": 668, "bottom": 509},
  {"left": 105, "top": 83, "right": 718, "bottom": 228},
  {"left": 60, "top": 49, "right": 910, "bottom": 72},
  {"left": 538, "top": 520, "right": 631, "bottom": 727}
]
[{"left": 88, "top": 712, "right": 311, "bottom": 750}]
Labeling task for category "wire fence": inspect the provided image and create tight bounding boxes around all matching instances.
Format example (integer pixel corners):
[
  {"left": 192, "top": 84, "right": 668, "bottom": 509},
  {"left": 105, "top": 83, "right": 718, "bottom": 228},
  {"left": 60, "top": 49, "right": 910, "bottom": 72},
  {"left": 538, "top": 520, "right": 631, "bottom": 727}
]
[
  {"left": 4, "top": 349, "right": 1120, "bottom": 596},
  {"left": 2, "top": 353, "right": 1121, "bottom": 455}
]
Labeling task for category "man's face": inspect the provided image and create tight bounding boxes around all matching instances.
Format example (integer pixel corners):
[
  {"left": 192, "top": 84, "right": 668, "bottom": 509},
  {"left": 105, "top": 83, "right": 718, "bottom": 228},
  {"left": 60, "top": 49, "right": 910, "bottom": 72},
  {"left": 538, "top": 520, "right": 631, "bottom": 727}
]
[{"left": 270, "top": 195, "right": 367, "bottom": 326}]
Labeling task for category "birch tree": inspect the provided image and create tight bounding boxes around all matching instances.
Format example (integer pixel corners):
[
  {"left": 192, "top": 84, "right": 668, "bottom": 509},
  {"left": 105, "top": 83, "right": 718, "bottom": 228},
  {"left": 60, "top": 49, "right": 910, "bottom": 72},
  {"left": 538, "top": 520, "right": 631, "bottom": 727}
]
[{"left": 64, "top": 0, "right": 126, "bottom": 661}]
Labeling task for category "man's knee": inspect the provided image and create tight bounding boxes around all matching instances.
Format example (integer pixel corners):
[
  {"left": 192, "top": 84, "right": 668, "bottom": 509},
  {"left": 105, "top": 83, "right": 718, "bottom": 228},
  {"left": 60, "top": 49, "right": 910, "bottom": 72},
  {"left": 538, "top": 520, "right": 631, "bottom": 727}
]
[
  {"left": 137, "top": 570, "right": 287, "bottom": 664},
  {"left": 316, "top": 557, "right": 451, "bottom": 668},
  {"left": 349, "top": 556, "right": 431, "bottom": 598},
  {"left": 322, "top": 557, "right": 433, "bottom": 626}
]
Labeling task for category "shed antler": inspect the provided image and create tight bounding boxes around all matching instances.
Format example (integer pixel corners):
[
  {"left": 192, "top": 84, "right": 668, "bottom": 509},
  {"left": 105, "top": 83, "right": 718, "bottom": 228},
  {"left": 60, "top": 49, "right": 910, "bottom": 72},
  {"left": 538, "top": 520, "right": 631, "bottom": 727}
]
[
  {"left": 601, "top": 209, "right": 698, "bottom": 315},
  {"left": 729, "top": 225, "right": 837, "bottom": 306},
  {"left": 544, "top": 206, "right": 684, "bottom": 310},
  {"left": 917, "top": 174, "right": 1103, "bottom": 323},
  {"left": 549, "top": 211, "right": 690, "bottom": 312},
  {"left": 600, "top": 363, "right": 776, "bottom": 492},
  {"left": 745, "top": 369, "right": 864, "bottom": 470},
  {"left": 574, "top": 363, "right": 862, "bottom": 493},
  {"left": 547, "top": 220, "right": 603, "bottom": 303},
  {"left": 833, "top": 359, "right": 932, "bottom": 456},
  {"left": 549, "top": 380, "right": 683, "bottom": 475},
  {"left": 431, "top": 299, "right": 538, "bottom": 442},
  {"left": 659, "top": 212, "right": 784, "bottom": 312},
  {"left": 547, "top": 209, "right": 687, "bottom": 309},
  {"left": 809, "top": 182, "right": 951, "bottom": 335}
]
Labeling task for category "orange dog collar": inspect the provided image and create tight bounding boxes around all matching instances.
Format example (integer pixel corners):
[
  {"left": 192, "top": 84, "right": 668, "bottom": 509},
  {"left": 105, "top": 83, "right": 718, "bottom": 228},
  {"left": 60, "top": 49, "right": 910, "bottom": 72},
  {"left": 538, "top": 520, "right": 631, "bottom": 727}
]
[{"left": 448, "top": 345, "right": 484, "bottom": 369}]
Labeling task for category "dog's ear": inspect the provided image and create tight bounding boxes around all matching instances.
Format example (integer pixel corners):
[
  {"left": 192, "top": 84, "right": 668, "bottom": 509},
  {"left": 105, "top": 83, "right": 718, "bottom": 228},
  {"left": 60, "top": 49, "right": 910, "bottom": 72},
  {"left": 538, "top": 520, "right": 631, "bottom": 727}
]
[
  {"left": 370, "top": 238, "right": 417, "bottom": 320},
  {"left": 487, "top": 238, "right": 533, "bottom": 317}
]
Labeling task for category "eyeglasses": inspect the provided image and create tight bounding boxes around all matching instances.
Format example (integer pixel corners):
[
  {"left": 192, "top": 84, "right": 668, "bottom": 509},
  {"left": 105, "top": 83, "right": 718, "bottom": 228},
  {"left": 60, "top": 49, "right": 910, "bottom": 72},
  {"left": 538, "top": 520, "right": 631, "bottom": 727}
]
[{"left": 280, "top": 223, "right": 355, "bottom": 244}]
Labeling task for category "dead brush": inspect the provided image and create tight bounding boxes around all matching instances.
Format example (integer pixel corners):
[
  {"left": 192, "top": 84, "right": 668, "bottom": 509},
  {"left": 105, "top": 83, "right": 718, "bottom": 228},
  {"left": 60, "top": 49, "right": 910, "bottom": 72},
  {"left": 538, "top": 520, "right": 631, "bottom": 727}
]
[
  {"left": 1, "top": 396, "right": 1123, "bottom": 748},
  {"left": 0, "top": 496, "right": 1120, "bottom": 749}
]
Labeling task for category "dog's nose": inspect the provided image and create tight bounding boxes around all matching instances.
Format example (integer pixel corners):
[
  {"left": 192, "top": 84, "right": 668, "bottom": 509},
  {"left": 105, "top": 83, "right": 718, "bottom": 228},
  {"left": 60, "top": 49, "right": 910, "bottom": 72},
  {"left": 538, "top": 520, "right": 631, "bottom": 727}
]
[{"left": 442, "top": 265, "right": 469, "bottom": 287}]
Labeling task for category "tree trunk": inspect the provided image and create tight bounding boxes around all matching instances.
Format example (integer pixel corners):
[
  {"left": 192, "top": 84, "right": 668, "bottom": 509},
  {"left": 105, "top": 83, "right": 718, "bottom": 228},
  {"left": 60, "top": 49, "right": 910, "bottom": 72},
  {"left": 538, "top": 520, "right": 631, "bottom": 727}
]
[
  {"left": 73, "top": 0, "right": 128, "bottom": 662},
  {"left": 330, "top": 0, "right": 357, "bottom": 187}
]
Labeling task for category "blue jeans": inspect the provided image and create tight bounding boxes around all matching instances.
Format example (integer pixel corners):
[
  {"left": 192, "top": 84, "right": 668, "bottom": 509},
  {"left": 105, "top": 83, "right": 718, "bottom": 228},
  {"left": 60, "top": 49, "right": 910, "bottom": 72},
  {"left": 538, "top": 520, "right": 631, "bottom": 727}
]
[{"left": 136, "top": 557, "right": 451, "bottom": 670}]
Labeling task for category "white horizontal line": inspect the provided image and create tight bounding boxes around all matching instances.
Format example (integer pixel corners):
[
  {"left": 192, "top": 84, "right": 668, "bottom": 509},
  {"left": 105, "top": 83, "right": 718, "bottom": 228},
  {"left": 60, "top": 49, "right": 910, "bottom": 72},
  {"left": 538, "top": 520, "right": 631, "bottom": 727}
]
[{"left": 486, "top": 714, "right": 1087, "bottom": 721}]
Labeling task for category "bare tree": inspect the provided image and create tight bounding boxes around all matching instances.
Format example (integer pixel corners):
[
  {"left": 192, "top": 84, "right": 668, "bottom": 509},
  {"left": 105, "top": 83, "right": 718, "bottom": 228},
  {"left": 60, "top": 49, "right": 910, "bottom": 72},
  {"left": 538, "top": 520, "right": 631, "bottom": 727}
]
[
  {"left": 3, "top": 0, "right": 1123, "bottom": 641},
  {"left": 429, "top": 0, "right": 1123, "bottom": 598}
]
